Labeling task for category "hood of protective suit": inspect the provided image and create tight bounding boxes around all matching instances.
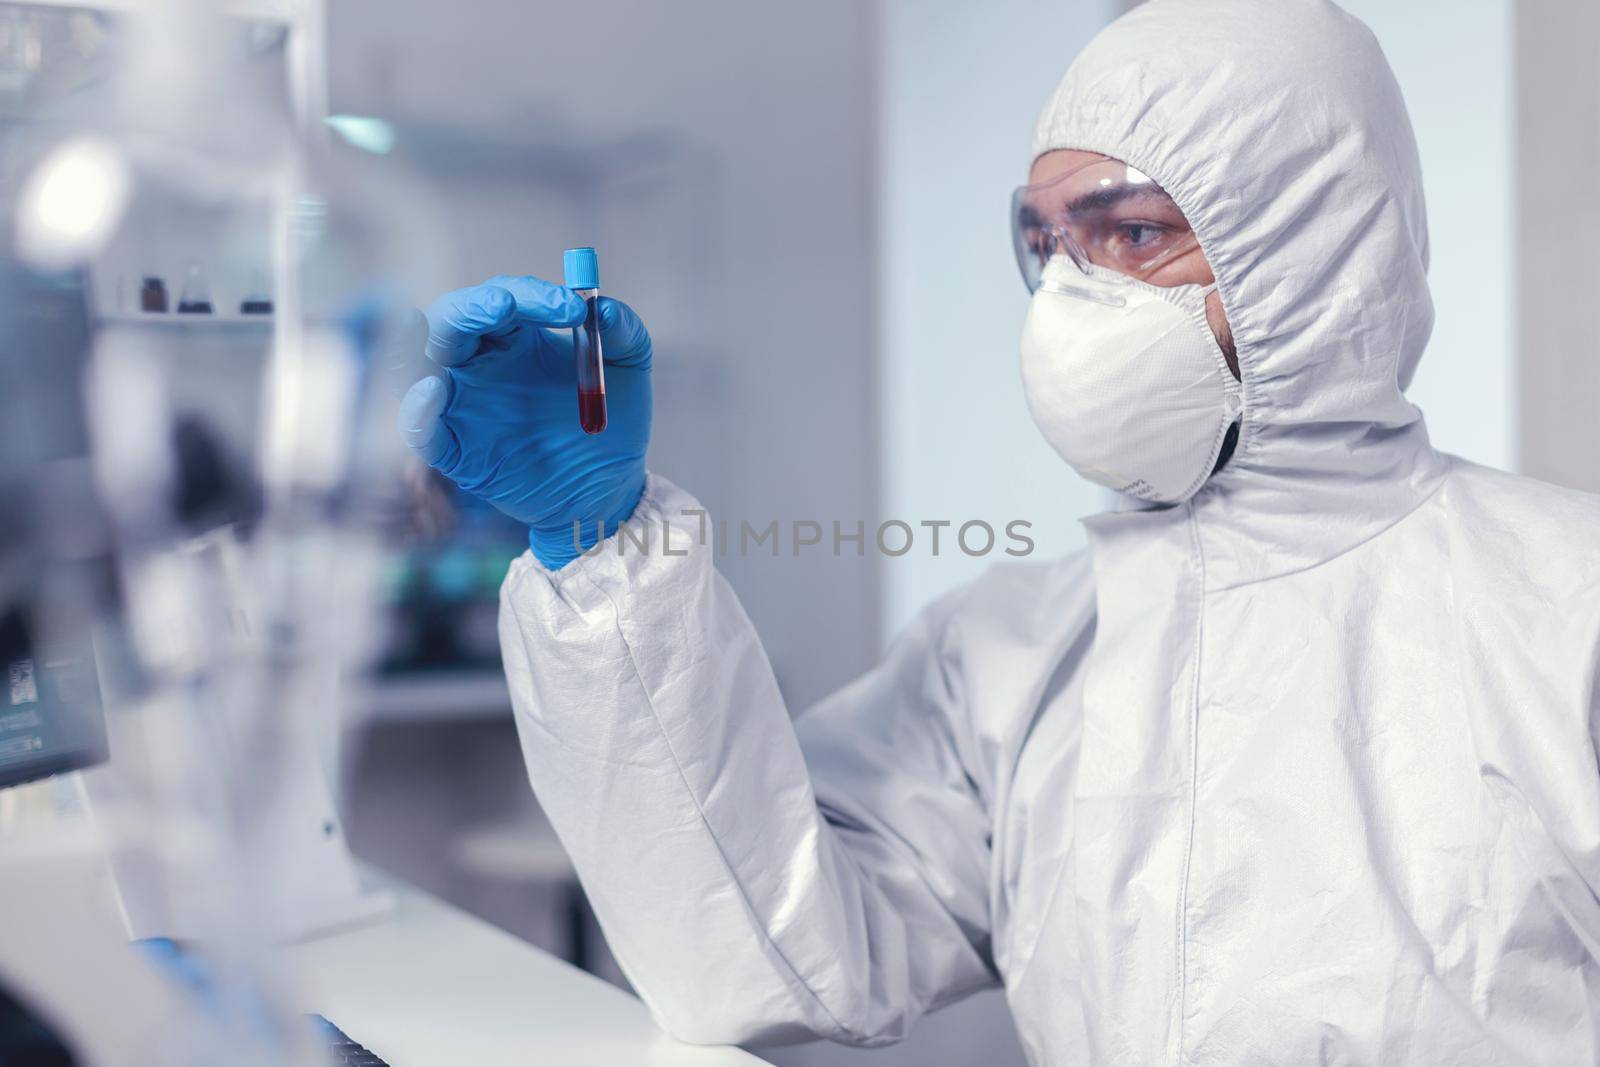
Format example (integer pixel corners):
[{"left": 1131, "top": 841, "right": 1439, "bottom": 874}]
[{"left": 1033, "top": 0, "right": 1446, "bottom": 585}]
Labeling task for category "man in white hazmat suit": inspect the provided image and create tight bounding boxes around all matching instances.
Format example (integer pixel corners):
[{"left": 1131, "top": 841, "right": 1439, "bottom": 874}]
[{"left": 398, "top": 0, "right": 1600, "bottom": 1061}]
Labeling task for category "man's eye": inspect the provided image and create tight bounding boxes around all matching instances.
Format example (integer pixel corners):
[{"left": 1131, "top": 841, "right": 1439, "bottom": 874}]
[{"left": 1119, "top": 221, "right": 1164, "bottom": 247}]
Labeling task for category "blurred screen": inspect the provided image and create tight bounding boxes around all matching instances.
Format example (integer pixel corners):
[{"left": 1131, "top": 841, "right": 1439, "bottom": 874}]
[
  {"left": 0, "top": 606, "right": 105, "bottom": 791},
  {"left": 0, "top": 260, "right": 109, "bottom": 790}
]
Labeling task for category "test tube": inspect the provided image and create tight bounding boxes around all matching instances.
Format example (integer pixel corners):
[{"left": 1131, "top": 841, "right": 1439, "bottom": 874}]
[{"left": 563, "top": 247, "right": 605, "bottom": 434}]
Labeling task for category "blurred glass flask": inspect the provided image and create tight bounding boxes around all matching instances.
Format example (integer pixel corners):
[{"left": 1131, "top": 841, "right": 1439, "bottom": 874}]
[
  {"left": 175, "top": 260, "right": 212, "bottom": 313},
  {"left": 239, "top": 266, "right": 272, "bottom": 315}
]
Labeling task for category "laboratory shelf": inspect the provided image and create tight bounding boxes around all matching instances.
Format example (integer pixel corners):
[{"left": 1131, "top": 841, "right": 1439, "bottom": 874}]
[
  {"left": 360, "top": 671, "right": 513, "bottom": 722},
  {"left": 93, "top": 311, "right": 275, "bottom": 330},
  {"left": 5, "top": 0, "right": 298, "bottom": 25}
]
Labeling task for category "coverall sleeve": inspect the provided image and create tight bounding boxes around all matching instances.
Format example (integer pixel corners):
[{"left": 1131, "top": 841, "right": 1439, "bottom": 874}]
[{"left": 497, "top": 475, "right": 997, "bottom": 1047}]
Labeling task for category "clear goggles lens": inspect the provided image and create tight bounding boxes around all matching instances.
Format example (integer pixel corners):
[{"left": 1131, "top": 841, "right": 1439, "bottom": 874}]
[{"left": 1011, "top": 158, "right": 1201, "bottom": 292}]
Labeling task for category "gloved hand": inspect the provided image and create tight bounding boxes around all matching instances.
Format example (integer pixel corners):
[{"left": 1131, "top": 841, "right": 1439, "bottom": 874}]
[{"left": 398, "top": 274, "right": 653, "bottom": 570}]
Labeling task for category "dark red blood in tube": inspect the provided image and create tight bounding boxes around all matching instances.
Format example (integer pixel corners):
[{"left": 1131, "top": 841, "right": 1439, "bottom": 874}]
[
  {"left": 573, "top": 291, "right": 606, "bottom": 435},
  {"left": 578, "top": 388, "right": 607, "bottom": 434}
]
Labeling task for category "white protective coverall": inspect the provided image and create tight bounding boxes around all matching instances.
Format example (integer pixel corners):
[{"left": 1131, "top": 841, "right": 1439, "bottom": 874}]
[{"left": 498, "top": 0, "right": 1600, "bottom": 1062}]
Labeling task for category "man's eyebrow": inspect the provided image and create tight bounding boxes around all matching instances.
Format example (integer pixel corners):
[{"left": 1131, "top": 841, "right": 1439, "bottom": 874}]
[{"left": 1062, "top": 184, "right": 1177, "bottom": 216}]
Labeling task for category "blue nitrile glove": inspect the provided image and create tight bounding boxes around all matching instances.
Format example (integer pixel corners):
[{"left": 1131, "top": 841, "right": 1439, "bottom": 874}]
[{"left": 398, "top": 275, "right": 653, "bottom": 569}]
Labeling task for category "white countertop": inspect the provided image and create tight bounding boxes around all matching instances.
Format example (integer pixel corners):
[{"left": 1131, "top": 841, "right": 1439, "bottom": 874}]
[{"left": 282, "top": 878, "right": 768, "bottom": 1066}]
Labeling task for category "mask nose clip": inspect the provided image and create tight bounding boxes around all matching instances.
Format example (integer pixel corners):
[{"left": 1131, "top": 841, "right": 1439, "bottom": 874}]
[{"left": 1039, "top": 278, "right": 1127, "bottom": 307}]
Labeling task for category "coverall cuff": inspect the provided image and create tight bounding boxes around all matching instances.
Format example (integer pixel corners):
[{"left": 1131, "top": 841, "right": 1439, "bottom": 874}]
[
  {"left": 522, "top": 473, "right": 692, "bottom": 577},
  {"left": 527, "top": 478, "right": 648, "bottom": 571}
]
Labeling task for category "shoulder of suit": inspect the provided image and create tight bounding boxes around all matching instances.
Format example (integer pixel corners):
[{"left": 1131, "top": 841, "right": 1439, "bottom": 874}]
[
  {"left": 1432, "top": 457, "right": 1600, "bottom": 607},
  {"left": 919, "top": 550, "right": 1096, "bottom": 653}
]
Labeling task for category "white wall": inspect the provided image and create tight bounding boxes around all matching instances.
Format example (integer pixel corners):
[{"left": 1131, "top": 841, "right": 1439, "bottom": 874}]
[
  {"left": 878, "top": 0, "right": 1119, "bottom": 640},
  {"left": 1336, "top": 0, "right": 1516, "bottom": 470},
  {"left": 1516, "top": 0, "right": 1600, "bottom": 494}
]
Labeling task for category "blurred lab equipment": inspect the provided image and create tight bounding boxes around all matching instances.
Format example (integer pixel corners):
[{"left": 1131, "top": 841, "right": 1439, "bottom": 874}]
[
  {"left": 374, "top": 487, "right": 523, "bottom": 674},
  {"left": 240, "top": 266, "right": 273, "bottom": 314},
  {"left": 174, "top": 258, "right": 211, "bottom": 313},
  {"left": 0, "top": 263, "right": 109, "bottom": 792},
  {"left": 0, "top": 610, "right": 106, "bottom": 790},
  {"left": 400, "top": 275, "right": 653, "bottom": 570},
  {"left": 138, "top": 273, "right": 165, "bottom": 311},
  {"left": 0, "top": 1, "right": 414, "bottom": 1063},
  {"left": 563, "top": 246, "right": 606, "bottom": 434}
]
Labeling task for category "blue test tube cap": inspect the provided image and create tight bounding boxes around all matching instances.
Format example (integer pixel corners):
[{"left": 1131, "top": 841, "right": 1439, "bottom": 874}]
[{"left": 563, "top": 247, "right": 600, "bottom": 290}]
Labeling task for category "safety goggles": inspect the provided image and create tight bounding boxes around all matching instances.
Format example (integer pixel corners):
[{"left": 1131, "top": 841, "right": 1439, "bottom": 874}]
[{"left": 1011, "top": 157, "right": 1201, "bottom": 292}]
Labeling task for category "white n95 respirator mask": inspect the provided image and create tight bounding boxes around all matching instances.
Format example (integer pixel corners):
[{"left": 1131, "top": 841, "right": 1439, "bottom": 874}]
[{"left": 1019, "top": 255, "right": 1242, "bottom": 504}]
